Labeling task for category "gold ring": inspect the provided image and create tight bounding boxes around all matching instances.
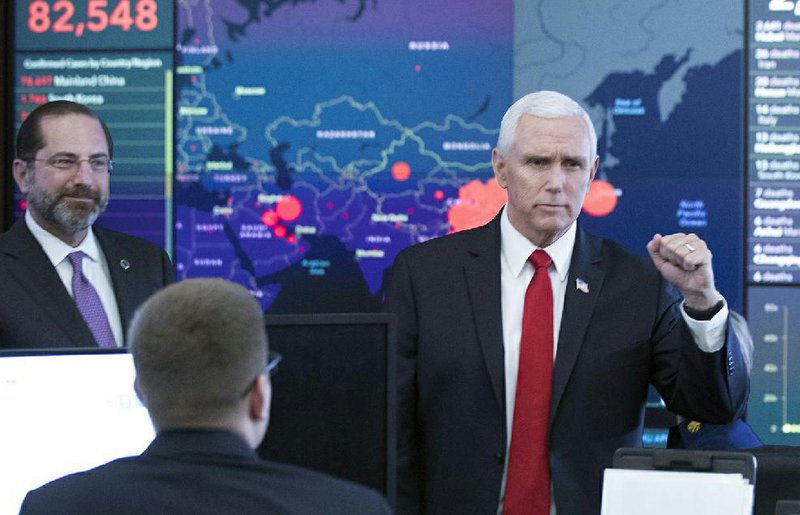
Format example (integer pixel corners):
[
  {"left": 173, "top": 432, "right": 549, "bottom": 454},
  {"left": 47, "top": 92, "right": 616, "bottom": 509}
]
[{"left": 685, "top": 243, "right": 695, "bottom": 252}]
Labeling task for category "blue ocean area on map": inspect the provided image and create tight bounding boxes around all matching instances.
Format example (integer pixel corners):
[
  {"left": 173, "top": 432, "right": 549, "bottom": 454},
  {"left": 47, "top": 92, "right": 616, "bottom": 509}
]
[
  {"left": 581, "top": 50, "right": 743, "bottom": 309},
  {"left": 175, "top": 0, "right": 513, "bottom": 312}
]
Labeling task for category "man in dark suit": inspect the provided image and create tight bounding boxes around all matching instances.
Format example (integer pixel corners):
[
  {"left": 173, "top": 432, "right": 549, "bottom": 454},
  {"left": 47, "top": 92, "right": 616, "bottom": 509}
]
[
  {"left": 20, "top": 278, "right": 393, "bottom": 514},
  {"left": 386, "top": 91, "right": 750, "bottom": 515},
  {"left": 0, "top": 100, "right": 172, "bottom": 349}
]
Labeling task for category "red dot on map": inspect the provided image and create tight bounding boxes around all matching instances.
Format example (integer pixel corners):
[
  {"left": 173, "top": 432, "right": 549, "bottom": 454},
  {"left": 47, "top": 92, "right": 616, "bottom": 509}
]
[
  {"left": 276, "top": 195, "right": 302, "bottom": 221},
  {"left": 190, "top": 144, "right": 197, "bottom": 151},
  {"left": 582, "top": 179, "right": 618, "bottom": 217},
  {"left": 261, "top": 210, "right": 278, "bottom": 226},
  {"left": 414, "top": 64, "right": 421, "bottom": 72},
  {"left": 434, "top": 190, "right": 444, "bottom": 201},
  {"left": 342, "top": 212, "right": 349, "bottom": 220},
  {"left": 392, "top": 162, "right": 411, "bottom": 181},
  {"left": 448, "top": 178, "right": 507, "bottom": 234},
  {"left": 327, "top": 202, "right": 334, "bottom": 209},
  {"left": 274, "top": 225, "right": 287, "bottom": 238},
  {"left": 287, "top": 234, "right": 296, "bottom": 245},
  {"left": 407, "top": 207, "right": 414, "bottom": 214}
]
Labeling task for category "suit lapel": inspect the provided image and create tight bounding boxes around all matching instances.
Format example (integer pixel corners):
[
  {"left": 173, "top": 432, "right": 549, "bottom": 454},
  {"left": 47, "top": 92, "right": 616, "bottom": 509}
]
[
  {"left": 1, "top": 220, "right": 96, "bottom": 346},
  {"left": 550, "top": 228, "right": 605, "bottom": 426},
  {"left": 464, "top": 214, "right": 506, "bottom": 413},
  {"left": 95, "top": 228, "right": 133, "bottom": 337}
]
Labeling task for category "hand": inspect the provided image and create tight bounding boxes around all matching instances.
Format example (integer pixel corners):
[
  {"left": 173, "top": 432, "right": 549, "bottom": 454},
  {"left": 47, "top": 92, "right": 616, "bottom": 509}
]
[{"left": 646, "top": 233, "right": 718, "bottom": 310}]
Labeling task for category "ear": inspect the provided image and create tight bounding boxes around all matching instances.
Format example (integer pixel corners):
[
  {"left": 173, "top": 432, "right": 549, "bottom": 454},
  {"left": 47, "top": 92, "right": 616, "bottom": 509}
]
[
  {"left": 492, "top": 148, "right": 509, "bottom": 189},
  {"left": 13, "top": 159, "right": 32, "bottom": 194},
  {"left": 589, "top": 155, "right": 599, "bottom": 183},
  {"left": 249, "top": 374, "right": 271, "bottom": 422}
]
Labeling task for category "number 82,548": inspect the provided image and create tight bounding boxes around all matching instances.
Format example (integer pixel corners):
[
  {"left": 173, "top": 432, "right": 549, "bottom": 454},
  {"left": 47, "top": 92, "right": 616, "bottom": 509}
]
[{"left": 28, "top": 0, "right": 158, "bottom": 37}]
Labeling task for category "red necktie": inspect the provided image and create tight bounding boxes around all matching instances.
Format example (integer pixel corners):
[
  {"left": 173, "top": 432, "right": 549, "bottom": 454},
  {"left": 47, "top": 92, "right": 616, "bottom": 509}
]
[{"left": 504, "top": 249, "right": 553, "bottom": 515}]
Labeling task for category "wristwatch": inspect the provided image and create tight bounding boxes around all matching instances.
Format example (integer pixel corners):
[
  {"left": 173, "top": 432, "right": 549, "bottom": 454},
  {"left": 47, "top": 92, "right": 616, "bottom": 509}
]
[{"left": 683, "top": 295, "right": 725, "bottom": 321}]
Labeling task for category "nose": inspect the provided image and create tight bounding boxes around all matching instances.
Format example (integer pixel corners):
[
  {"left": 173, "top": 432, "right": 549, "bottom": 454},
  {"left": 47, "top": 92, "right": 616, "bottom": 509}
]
[
  {"left": 544, "top": 166, "right": 567, "bottom": 191},
  {"left": 72, "top": 160, "right": 95, "bottom": 184}
]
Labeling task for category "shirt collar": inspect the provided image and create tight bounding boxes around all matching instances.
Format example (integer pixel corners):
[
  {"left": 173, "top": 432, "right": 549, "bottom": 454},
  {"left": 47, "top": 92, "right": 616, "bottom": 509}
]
[
  {"left": 500, "top": 206, "right": 576, "bottom": 282},
  {"left": 25, "top": 210, "right": 103, "bottom": 267}
]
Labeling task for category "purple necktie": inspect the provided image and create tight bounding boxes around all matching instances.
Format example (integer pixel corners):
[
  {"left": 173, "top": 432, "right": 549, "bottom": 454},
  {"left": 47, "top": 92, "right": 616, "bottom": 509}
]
[{"left": 68, "top": 251, "right": 117, "bottom": 348}]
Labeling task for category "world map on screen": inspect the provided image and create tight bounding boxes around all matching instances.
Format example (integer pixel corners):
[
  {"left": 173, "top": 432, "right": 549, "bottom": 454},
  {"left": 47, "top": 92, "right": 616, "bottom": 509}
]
[
  {"left": 174, "top": 0, "right": 743, "bottom": 313},
  {"left": 175, "top": 0, "right": 512, "bottom": 312},
  {"left": 513, "top": 0, "right": 744, "bottom": 310}
]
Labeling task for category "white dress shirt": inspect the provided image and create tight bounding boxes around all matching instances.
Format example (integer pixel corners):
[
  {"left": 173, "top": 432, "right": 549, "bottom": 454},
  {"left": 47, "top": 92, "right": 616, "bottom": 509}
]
[
  {"left": 25, "top": 211, "right": 124, "bottom": 347},
  {"left": 496, "top": 207, "right": 728, "bottom": 513}
]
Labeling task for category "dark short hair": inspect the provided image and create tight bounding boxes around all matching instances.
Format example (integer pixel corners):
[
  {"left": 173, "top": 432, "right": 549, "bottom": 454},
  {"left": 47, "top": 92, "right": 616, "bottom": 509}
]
[
  {"left": 16, "top": 100, "right": 114, "bottom": 160},
  {"left": 129, "top": 279, "right": 268, "bottom": 427}
]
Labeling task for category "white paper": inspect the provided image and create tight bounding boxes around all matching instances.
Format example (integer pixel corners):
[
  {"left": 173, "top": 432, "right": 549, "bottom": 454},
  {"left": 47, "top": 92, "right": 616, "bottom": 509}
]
[{"left": 601, "top": 468, "right": 754, "bottom": 515}]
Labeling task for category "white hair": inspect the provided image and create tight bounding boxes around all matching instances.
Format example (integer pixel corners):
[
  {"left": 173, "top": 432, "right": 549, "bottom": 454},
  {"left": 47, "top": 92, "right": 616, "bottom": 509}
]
[{"left": 496, "top": 90, "right": 597, "bottom": 159}]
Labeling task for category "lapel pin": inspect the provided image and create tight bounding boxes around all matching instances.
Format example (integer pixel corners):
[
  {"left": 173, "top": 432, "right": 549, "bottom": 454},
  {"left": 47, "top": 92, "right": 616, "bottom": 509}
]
[
  {"left": 120, "top": 259, "right": 131, "bottom": 270},
  {"left": 576, "top": 278, "right": 589, "bottom": 293}
]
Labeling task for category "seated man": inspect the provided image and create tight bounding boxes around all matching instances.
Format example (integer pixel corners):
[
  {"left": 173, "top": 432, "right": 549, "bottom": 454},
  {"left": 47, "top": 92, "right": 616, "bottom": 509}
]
[{"left": 20, "top": 279, "right": 393, "bottom": 514}]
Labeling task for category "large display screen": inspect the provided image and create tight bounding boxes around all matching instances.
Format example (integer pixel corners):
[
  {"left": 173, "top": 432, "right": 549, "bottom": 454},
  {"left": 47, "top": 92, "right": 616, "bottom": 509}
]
[
  {"left": 747, "top": 0, "right": 800, "bottom": 445},
  {"left": 8, "top": 0, "right": 800, "bottom": 446},
  {"left": 11, "top": 0, "right": 173, "bottom": 248},
  {"left": 173, "top": 0, "right": 513, "bottom": 312}
]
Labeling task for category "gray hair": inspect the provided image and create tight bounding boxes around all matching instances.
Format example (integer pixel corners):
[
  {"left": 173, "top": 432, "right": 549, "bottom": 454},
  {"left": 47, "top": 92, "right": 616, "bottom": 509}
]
[{"left": 496, "top": 90, "right": 597, "bottom": 159}]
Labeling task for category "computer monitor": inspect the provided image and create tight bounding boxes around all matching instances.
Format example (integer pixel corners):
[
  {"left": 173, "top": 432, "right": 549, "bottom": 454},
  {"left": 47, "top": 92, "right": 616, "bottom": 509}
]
[
  {"left": 260, "top": 313, "right": 397, "bottom": 509},
  {"left": 0, "top": 349, "right": 155, "bottom": 514},
  {"left": 0, "top": 314, "right": 397, "bottom": 512}
]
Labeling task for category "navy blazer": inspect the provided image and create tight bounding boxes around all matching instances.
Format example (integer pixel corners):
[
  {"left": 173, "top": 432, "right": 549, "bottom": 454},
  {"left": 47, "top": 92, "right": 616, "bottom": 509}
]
[
  {"left": 0, "top": 218, "right": 173, "bottom": 349},
  {"left": 20, "top": 430, "right": 393, "bottom": 515},
  {"left": 386, "top": 211, "right": 749, "bottom": 515}
]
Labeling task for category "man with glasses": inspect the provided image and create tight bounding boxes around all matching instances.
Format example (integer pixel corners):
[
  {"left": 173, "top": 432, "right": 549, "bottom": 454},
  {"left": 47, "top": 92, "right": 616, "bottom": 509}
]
[
  {"left": 0, "top": 100, "right": 173, "bottom": 349},
  {"left": 20, "top": 278, "right": 393, "bottom": 514}
]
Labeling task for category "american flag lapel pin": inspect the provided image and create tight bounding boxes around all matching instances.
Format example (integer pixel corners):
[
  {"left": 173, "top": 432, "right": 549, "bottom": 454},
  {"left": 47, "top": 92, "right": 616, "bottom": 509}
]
[{"left": 576, "top": 278, "right": 589, "bottom": 293}]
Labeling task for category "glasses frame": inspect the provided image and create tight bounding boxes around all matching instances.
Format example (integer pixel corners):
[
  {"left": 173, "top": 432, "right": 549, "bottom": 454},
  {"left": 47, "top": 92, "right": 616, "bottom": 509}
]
[
  {"left": 239, "top": 351, "right": 282, "bottom": 398},
  {"left": 29, "top": 156, "right": 113, "bottom": 175},
  {"left": 264, "top": 351, "right": 282, "bottom": 376}
]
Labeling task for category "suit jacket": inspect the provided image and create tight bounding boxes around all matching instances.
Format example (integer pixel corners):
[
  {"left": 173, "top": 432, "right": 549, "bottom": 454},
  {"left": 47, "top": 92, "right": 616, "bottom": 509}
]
[
  {"left": 385, "top": 212, "right": 749, "bottom": 515},
  {"left": 19, "top": 429, "right": 394, "bottom": 515},
  {"left": 0, "top": 218, "right": 173, "bottom": 349}
]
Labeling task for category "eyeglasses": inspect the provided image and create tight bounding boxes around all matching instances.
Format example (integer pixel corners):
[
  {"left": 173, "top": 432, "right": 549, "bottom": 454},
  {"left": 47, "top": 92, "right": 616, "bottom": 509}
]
[
  {"left": 264, "top": 351, "right": 282, "bottom": 376},
  {"left": 240, "top": 351, "right": 282, "bottom": 398},
  {"left": 30, "top": 155, "right": 113, "bottom": 174}
]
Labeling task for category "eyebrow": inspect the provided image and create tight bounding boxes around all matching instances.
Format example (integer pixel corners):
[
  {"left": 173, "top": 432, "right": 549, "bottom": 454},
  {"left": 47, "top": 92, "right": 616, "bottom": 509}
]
[
  {"left": 47, "top": 151, "right": 109, "bottom": 159},
  {"left": 522, "top": 153, "right": 588, "bottom": 165}
]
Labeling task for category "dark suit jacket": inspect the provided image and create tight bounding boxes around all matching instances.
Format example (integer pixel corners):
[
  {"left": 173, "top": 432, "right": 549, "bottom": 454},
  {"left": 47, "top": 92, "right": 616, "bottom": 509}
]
[
  {"left": 0, "top": 219, "right": 173, "bottom": 349},
  {"left": 385, "top": 212, "right": 749, "bottom": 515},
  {"left": 19, "top": 429, "right": 393, "bottom": 515}
]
